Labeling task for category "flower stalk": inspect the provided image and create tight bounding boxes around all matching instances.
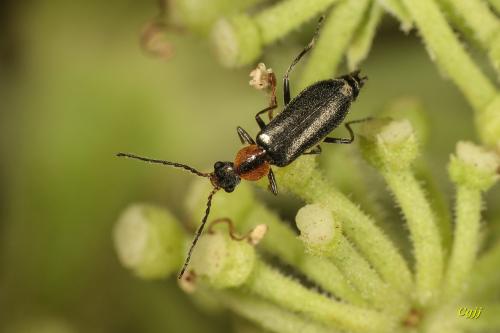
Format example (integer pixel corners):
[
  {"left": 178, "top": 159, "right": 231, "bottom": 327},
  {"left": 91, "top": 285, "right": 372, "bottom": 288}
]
[
  {"left": 444, "top": 142, "right": 500, "bottom": 301},
  {"left": 358, "top": 119, "right": 444, "bottom": 305},
  {"left": 298, "top": 0, "right": 371, "bottom": 89}
]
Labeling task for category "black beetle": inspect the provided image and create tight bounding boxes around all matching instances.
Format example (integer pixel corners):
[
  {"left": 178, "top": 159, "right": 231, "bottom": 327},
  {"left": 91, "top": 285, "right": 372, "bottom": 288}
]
[{"left": 117, "top": 17, "right": 368, "bottom": 278}]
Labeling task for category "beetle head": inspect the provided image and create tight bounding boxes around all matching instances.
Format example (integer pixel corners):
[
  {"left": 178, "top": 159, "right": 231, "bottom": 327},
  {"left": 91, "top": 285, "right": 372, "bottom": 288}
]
[
  {"left": 341, "top": 70, "right": 367, "bottom": 100},
  {"left": 212, "top": 161, "right": 241, "bottom": 192}
]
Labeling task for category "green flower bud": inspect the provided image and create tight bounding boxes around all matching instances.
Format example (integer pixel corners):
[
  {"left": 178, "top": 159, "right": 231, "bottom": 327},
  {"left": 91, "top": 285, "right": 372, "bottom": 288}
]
[
  {"left": 191, "top": 232, "right": 256, "bottom": 288},
  {"left": 379, "top": 98, "right": 430, "bottom": 146},
  {"left": 113, "top": 204, "right": 184, "bottom": 279},
  {"left": 295, "top": 204, "right": 341, "bottom": 256},
  {"left": 448, "top": 141, "right": 500, "bottom": 191},
  {"left": 359, "top": 118, "right": 419, "bottom": 171},
  {"left": 211, "top": 14, "right": 262, "bottom": 68}
]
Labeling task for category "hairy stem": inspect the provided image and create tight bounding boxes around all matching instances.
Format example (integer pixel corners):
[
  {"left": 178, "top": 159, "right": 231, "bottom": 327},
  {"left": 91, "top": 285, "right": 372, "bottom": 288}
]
[
  {"left": 219, "top": 291, "right": 339, "bottom": 333},
  {"left": 243, "top": 204, "right": 366, "bottom": 305},
  {"left": 467, "top": 242, "right": 500, "bottom": 301},
  {"left": 273, "top": 157, "right": 413, "bottom": 296},
  {"left": 437, "top": 0, "right": 500, "bottom": 75},
  {"left": 375, "top": 0, "right": 412, "bottom": 30},
  {"left": 347, "top": 1, "right": 384, "bottom": 71},
  {"left": 443, "top": 186, "right": 482, "bottom": 301},
  {"left": 246, "top": 260, "right": 396, "bottom": 333},
  {"left": 331, "top": 235, "right": 409, "bottom": 315},
  {"left": 299, "top": 0, "right": 371, "bottom": 89},
  {"left": 400, "top": 0, "right": 499, "bottom": 144},
  {"left": 254, "top": 0, "right": 340, "bottom": 45},
  {"left": 382, "top": 169, "right": 444, "bottom": 305}
]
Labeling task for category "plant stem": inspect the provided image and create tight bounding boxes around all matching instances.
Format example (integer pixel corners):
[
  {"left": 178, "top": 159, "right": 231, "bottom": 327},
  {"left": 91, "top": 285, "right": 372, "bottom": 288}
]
[
  {"left": 331, "top": 235, "right": 409, "bottom": 315},
  {"left": 437, "top": 0, "right": 500, "bottom": 75},
  {"left": 210, "top": 0, "right": 340, "bottom": 67},
  {"left": 273, "top": 157, "right": 414, "bottom": 296},
  {"left": 476, "top": 95, "right": 500, "bottom": 146},
  {"left": 218, "top": 291, "right": 339, "bottom": 333},
  {"left": 246, "top": 260, "right": 396, "bottom": 333},
  {"left": 299, "top": 0, "right": 371, "bottom": 89},
  {"left": 347, "top": 1, "right": 384, "bottom": 71},
  {"left": 382, "top": 169, "right": 444, "bottom": 305},
  {"left": 467, "top": 242, "right": 500, "bottom": 301},
  {"left": 169, "top": 0, "right": 267, "bottom": 35},
  {"left": 242, "top": 204, "right": 367, "bottom": 306},
  {"left": 438, "top": 0, "right": 500, "bottom": 46},
  {"left": 416, "top": 164, "right": 453, "bottom": 254},
  {"left": 400, "top": 0, "right": 497, "bottom": 123},
  {"left": 443, "top": 185, "right": 482, "bottom": 301},
  {"left": 375, "top": 0, "right": 412, "bottom": 30},
  {"left": 254, "top": 0, "right": 340, "bottom": 45}
]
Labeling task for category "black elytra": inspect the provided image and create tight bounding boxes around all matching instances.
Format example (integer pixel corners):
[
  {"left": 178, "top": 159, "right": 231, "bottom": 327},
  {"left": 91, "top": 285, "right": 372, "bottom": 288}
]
[{"left": 117, "top": 16, "right": 369, "bottom": 279}]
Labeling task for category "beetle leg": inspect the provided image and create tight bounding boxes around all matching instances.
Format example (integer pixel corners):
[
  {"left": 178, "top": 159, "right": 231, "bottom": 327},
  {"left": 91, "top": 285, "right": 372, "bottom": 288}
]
[
  {"left": 267, "top": 72, "right": 278, "bottom": 120},
  {"left": 283, "top": 16, "right": 324, "bottom": 105},
  {"left": 303, "top": 145, "right": 322, "bottom": 155},
  {"left": 267, "top": 168, "right": 278, "bottom": 195},
  {"left": 237, "top": 126, "right": 256, "bottom": 145},
  {"left": 323, "top": 118, "right": 373, "bottom": 144},
  {"left": 255, "top": 103, "right": 277, "bottom": 129}
]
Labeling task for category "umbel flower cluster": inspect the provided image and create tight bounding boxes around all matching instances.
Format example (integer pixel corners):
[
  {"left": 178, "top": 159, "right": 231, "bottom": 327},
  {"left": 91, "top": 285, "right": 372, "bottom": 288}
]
[{"left": 116, "top": 0, "right": 500, "bottom": 332}]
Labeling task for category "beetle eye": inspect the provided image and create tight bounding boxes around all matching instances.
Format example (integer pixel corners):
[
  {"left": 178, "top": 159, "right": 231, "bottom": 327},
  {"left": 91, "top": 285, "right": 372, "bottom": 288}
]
[{"left": 214, "top": 161, "right": 224, "bottom": 169}]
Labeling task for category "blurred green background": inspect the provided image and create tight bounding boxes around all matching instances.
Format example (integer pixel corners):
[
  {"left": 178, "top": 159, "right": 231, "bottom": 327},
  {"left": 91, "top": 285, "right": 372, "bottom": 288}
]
[{"left": 0, "top": 1, "right": 498, "bottom": 332}]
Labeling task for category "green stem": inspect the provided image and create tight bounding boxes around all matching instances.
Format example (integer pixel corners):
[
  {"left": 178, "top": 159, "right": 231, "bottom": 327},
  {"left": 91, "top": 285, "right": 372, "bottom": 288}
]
[
  {"left": 210, "top": 0, "right": 340, "bottom": 67},
  {"left": 169, "top": 0, "right": 267, "bottom": 34},
  {"left": 466, "top": 242, "right": 500, "bottom": 301},
  {"left": 400, "top": 0, "right": 497, "bottom": 116},
  {"left": 416, "top": 164, "right": 453, "bottom": 255},
  {"left": 437, "top": 0, "right": 500, "bottom": 75},
  {"left": 246, "top": 260, "right": 397, "bottom": 333},
  {"left": 273, "top": 157, "right": 414, "bottom": 296},
  {"left": 242, "top": 204, "right": 367, "bottom": 306},
  {"left": 438, "top": 0, "right": 500, "bottom": 46},
  {"left": 443, "top": 186, "right": 482, "bottom": 301},
  {"left": 299, "top": 0, "right": 372, "bottom": 89},
  {"left": 321, "top": 147, "right": 387, "bottom": 222},
  {"left": 254, "top": 0, "right": 340, "bottom": 45},
  {"left": 347, "top": 1, "right": 384, "bottom": 71},
  {"left": 375, "top": 0, "right": 412, "bottom": 30},
  {"left": 476, "top": 95, "right": 500, "bottom": 146},
  {"left": 331, "top": 235, "right": 409, "bottom": 315},
  {"left": 382, "top": 169, "right": 444, "bottom": 305},
  {"left": 219, "top": 291, "right": 339, "bottom": 333}
]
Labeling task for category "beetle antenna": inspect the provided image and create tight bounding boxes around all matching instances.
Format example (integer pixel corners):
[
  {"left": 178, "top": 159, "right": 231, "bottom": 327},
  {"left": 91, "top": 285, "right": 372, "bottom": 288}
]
[
  {"left": 178, "top": 187, "right": 220, "bottom": 279},
  {"left": 116, "top": 152, "right": 210, "bottom": 178},
  {"left": 284, "top": 15, "right": 324, "bottom": 81}
]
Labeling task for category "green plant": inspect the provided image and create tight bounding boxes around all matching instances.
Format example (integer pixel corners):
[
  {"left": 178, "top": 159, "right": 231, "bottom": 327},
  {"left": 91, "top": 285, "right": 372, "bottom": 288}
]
[{"left": 115, "top": 0, "right": 500, "bottom": 332}]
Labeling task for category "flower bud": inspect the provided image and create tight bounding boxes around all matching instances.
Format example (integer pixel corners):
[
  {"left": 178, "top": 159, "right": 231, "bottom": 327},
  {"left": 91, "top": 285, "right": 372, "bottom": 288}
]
[
  {"left": 211, "top": 14, "right": 262, "bottom": 67},
  {"left": 448, "top": 141, "right": 500, "bottom": 191},
  {"left": 359, "top": 118, "right": 418, "bottom": 171},
  {"left": 295, "top": 204, "right": 341, "bottom": 256},
  {"left": 113, "top": 204, "right": 184, "bottom": 279},
  {"left": 190, "top": 232, "right": 256, "bottom": 288}
]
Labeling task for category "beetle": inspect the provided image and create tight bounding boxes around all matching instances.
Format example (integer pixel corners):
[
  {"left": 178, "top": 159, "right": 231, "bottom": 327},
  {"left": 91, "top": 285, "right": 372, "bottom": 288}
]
[{"left": 117, "top": 17, "right": 368, "bottom": 279}]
